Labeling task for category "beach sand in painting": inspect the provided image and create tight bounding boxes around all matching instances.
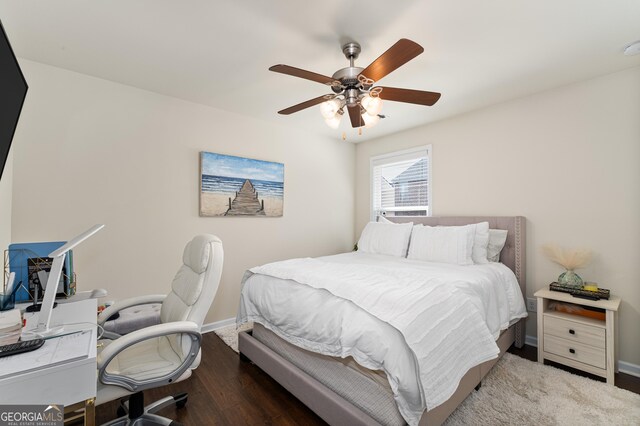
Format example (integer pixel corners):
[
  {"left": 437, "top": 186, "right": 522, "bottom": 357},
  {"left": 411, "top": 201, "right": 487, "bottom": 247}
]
[{"left": 200, "top": 192, "right": 283, "bottom": 217}]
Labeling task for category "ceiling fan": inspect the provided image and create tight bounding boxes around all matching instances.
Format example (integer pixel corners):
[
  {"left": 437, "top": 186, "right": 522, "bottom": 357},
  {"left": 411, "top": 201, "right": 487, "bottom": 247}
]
[{"left": 269, "top": 38, "right": 441, "bottom": 130}]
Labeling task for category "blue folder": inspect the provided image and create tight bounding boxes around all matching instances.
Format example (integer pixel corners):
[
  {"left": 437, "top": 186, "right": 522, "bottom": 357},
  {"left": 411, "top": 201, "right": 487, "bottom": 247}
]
[{"left": 7, "top": 242, "right": 73, "bottom": 302}]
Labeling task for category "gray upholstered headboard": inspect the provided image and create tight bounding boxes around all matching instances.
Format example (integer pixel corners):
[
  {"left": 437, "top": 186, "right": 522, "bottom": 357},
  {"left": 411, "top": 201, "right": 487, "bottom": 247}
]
[{"left": 387, "top": 216, "right": 526, "bottom": 296}]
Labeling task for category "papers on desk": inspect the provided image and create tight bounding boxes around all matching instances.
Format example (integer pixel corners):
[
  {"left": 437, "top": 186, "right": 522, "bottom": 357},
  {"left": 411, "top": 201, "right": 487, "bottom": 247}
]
[
  {"left": 0, "top": 309, "right": 22, "bottom": 346},
  {"left": 0, "top": 330, "right": 92, "bottom": 379}
]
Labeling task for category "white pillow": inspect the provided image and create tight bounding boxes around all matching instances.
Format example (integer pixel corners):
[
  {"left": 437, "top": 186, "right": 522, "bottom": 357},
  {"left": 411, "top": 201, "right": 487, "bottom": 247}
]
[
  {"left": 487, "top": 229, "right": 508, "bottom": 262},
  {"left": 357, "top": 221, "right": 413, "bottom": 257},
  {"left": 407, "top": 224, "right": 475, "bottom": 265},
  {"left": 470, "top": 222, "right": 490, "bottom": 264},
  {"left": 377, "top": 215, "right": 393, "bottom": 224}
]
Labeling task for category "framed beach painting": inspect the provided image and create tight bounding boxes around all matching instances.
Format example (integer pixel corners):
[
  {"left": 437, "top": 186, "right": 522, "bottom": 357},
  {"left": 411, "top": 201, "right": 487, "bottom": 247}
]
[{"left": 200, "top": 152, "right": 284, "bottom": 217}]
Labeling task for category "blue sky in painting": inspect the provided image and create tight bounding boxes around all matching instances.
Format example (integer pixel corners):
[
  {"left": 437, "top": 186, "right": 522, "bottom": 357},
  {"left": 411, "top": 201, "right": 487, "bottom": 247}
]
[{"left": 201, "top": 152, "right": 284, "bottom": 183}]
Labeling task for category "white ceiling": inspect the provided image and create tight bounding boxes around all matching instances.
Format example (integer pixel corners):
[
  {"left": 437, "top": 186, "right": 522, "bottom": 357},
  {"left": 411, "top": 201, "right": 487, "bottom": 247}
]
[{"left": 1, "top": 0, "right": 639, "bottom": 142}]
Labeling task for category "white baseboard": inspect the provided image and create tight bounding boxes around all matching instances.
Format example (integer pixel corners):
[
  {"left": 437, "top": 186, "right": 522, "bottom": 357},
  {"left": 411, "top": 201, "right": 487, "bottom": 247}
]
[
  {"left": 618, "top": 361, "right": 640, "bottom": 378},
  {"left": 524, "top": 334, "right": 640, "bottom": 378},
  {"left": 525, "top": 334, "right": 538, "bottom": 347},
  {"left": 201, "top": 317, "right": 235, "bottom": 334}
]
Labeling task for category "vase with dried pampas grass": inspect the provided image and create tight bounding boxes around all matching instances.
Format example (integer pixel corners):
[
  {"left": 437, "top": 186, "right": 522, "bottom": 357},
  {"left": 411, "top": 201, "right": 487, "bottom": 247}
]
[{"left": 541, "top": 244, "right": 593, "bottom": 288}]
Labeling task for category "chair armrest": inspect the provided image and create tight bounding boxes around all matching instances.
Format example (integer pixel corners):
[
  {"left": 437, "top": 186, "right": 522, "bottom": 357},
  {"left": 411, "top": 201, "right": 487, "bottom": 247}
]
[
  {"left": 97, "top": 321, "right": 201, "bottom": 393},
  {"left": 97, "top": 294, "right": 166, "bottom": 327}
]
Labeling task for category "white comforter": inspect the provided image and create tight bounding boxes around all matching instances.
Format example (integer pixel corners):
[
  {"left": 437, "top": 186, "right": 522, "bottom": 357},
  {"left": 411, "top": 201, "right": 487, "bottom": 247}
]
[{"left": 237, "top": 252, "right": 527, "bottom": 425}]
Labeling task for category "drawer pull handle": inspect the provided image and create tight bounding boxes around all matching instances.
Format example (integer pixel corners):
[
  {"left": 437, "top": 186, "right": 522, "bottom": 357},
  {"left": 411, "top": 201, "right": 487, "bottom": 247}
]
[
  {"left": 569, "top": 329, "right": 575, "bottom": 335},
  {"left": 569, "top": 348, "right": 575, "bottom": 354}
]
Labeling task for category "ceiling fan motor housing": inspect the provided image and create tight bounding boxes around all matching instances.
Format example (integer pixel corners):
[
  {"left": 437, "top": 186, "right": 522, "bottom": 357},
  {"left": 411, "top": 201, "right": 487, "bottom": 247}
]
[
  {"left": 331, "top": 66, "right": 364, "bottom": 93},
  {"left": 331, "top": 42, "right": 366, "bottom": 95}
]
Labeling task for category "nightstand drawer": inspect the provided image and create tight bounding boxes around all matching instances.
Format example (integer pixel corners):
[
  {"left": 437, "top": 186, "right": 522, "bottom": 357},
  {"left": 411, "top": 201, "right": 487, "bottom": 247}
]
[
  {"left": 544, "top": 334, "right": 606, "bottom": 369},
  {"left": 544, "top": 315, "right": 605, "bottom": 349}
]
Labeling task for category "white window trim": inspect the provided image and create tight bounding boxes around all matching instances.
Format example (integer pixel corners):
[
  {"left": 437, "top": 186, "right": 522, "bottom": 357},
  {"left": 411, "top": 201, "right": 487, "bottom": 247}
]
[{"left": 369, "top": 145, "right": 432, "bottom": 221}]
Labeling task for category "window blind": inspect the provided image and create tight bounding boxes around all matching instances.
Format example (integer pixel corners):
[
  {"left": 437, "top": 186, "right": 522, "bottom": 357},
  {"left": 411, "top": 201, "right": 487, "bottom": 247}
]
[{"left": 371, "top": 147, "right": 430, "bottom": 219}]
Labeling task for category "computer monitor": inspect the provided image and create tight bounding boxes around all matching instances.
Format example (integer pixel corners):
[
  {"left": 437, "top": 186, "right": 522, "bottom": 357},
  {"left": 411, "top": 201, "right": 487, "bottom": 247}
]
[{"left": 0, "top": 20, "right": 28, "bottom": 181}]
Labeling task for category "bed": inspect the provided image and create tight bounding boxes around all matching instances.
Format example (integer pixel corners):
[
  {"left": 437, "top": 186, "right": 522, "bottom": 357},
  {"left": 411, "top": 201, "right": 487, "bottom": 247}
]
[{"left": 237, "top": 216, "right": 526, "bottom": 426}]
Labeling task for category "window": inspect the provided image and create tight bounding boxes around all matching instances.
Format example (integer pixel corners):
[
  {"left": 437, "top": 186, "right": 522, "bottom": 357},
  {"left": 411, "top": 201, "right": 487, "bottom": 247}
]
[{"left": 370, "top": 146, "right": 431, "bottom": 220}]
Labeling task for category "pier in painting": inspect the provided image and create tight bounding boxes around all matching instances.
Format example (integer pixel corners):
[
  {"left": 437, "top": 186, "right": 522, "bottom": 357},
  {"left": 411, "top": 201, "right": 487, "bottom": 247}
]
[{"left": 225, "top": 180, "right": 265, "bottom": 216}]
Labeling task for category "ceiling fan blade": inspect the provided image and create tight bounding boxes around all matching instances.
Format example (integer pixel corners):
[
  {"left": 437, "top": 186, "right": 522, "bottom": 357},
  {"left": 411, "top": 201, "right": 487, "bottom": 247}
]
[
  {"left": 347, "top": 104, "right": 363, "bottom": 128},
  {"left": 277, "top": 94, "right": 335, "bottom": 115},
  {"left": 269, "top": 64, "right": 338, "bottom": 85},
  {"left": 359, "top": 39, "right": 424, "bottom": 83},
  {"left": 377, "top": 86, "right": 441, "bottom": 106}
]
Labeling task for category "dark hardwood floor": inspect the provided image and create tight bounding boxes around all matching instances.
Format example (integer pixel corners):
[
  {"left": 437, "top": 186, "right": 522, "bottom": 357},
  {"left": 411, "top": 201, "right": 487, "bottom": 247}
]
[
  {"left": 95, "top": 331, "right": 326, "bottom": 425},
  {"left": 95, "top": 333, "right": 639, "bottom": 425}
]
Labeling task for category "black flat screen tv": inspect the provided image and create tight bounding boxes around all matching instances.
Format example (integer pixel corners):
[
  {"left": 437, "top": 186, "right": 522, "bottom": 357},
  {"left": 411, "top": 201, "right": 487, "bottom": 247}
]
[{"left": 0, "top": 20, "right": 28, "bottom": 181}]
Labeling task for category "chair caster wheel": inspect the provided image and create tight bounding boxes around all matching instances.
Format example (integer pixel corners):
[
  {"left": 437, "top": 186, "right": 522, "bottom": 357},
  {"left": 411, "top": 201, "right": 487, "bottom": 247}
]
[{"left": 175, "top": 392, "right": 188, "bottom": 409}]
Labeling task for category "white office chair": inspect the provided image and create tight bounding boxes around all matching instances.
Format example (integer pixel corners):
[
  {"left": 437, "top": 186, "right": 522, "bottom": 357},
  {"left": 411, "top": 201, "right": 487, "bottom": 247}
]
[{"left": 95, "top": 234, "right": 223, "bottom": 425}]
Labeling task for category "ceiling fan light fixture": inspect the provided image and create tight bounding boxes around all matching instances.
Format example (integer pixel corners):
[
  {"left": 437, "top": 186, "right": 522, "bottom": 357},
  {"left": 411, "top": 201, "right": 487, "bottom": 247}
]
[
  {"left": 270, "top": 38, "right": 441, "bottom": 134},
  {"left": 320, "top": 99, "right": 341, "bottom": 119},
  {"left": 361, "top": 94, "right": 383, "bottom": 116},
  {"left": 362, "top": 112, "right": 380, "bottom": 128},
  {"left": 324, "top": 113, "right": 342, "bottom": 129}
]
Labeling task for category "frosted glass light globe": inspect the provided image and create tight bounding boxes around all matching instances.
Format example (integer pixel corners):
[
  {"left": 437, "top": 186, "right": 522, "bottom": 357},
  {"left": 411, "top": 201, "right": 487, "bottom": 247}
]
[
  {"left": 320, "top": 99, "right": 341, "bottom": 119},
  {"left": 324, "top": 114, "right": 342, "bottom": 129},
  {"left": 362, "top": 113, "right": 380, "bottom": 128},
  {"left": 361, "top": 95, "right": 383, "bottom": 116}
]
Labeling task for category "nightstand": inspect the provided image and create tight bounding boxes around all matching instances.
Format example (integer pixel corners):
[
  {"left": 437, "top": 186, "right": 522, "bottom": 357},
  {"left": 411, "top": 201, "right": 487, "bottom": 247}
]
[{"left": 534, "top": 288, "right": 621, "bottom": 384}]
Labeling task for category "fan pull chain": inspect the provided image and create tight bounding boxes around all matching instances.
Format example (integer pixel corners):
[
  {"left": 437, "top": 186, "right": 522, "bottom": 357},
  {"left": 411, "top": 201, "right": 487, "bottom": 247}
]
[{"left": 342, "top": 132, "right": 346, "bottom": 141}]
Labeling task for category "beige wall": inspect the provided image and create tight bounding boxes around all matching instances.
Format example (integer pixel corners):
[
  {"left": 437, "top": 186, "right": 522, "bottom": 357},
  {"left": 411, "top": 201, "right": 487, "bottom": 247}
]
[
  {"left": 356, "top": 67, "right": 640, "bottom": 365},
  {"left": 11, "top": 60, "right": 355, "bottom": 324}
]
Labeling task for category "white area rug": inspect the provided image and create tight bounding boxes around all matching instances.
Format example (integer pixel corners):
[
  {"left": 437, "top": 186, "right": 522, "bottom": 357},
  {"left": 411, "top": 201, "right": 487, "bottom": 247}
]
[
  {"left": 214, "top": 321, "right": 252, "bottom": 351},
  {"left": 214, "top": 324, "right": 640, "bottom": 425}
]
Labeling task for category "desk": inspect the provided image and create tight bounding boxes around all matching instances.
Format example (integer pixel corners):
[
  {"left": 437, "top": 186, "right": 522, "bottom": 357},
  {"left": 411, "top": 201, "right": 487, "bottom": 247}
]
[{"left": 0, "top": 299, "right": 97, "bottom": 425}]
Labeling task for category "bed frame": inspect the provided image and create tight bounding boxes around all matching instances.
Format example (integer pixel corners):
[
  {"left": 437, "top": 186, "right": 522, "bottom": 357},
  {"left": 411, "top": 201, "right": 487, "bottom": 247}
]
[{"left": 239, "top": 216, "right": 526, "bottom": 426}]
